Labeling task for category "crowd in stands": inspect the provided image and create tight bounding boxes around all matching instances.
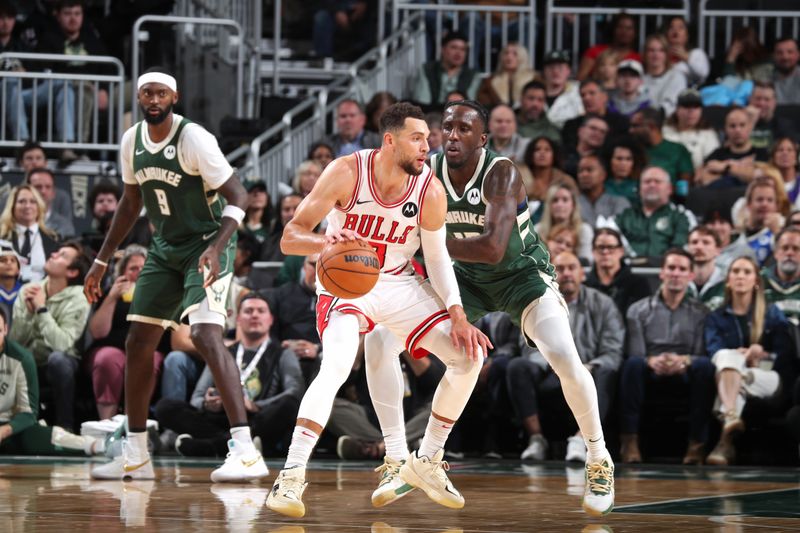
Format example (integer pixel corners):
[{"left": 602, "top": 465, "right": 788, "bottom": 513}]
[{"left": 3, "top": 3, "right": 800, "bottom": 467}]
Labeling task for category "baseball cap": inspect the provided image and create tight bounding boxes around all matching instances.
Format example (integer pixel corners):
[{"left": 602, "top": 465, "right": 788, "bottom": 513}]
[
  {"left": 677, "top": 88, "right": 703, "bottom": 107},
  {"left": 617, "top": 59, "right": 644, "bottom": 77},
  {"left": 245, "top": 180, "right": 267, "bottom": 193},
  {"left": 0, "top": 240, "right": 20, "bottom": 268},
  {"left": 543, "top": 50, "right": 571, "bottom": 66}
]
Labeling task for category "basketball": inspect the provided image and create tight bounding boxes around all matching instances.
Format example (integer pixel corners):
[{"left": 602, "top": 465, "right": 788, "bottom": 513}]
[{"left": 317, "top": 239, "right": 380, "bottom": 299}]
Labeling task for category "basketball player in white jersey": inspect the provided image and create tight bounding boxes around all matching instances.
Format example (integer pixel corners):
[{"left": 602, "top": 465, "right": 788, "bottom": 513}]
[{"left": 266, "top": 102, "right": 492, "bottom": 518}]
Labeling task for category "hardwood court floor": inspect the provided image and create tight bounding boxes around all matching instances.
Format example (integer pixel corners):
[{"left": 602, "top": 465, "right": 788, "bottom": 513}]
[{"left": 1, "top": 457, "right": 799, "bottom": 532}]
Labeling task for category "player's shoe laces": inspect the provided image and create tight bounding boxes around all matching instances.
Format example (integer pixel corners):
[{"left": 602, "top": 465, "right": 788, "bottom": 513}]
[
  {"left": 371, "top": 456, "right": 415, "bottom": 507},
  {"left": 91, "top": 439, "right": 155, "bottom": 480},
  {"left": 582, "top": 456, "right": 615, "bottom": 516},
  {"left": 266, "top": 466, "right": 308, "bottom": 518},
  {"left": 400, "top": 449, "right": 464, "bottom": 509},
  {"left": 210, "top": 439, "right": 269, "bottom": 483}
]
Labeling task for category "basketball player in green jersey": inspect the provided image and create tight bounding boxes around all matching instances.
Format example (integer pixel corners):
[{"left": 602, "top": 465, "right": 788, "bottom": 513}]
[
  {"left": 83, "top": 69, "right": 268, "bottom": 483},
  {"left": 365, "top": 101, "right": 615, "bottom": 516}
]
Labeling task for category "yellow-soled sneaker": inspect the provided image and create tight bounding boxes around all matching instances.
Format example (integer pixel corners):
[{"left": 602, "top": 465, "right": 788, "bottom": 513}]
[
  {"left": 210, "top": 439, "right": 269, "bottom": 483},
  {"left": 399, "top": 450, "right": 464, "bottom": 509},
  {"left": 266, "top": 467, "right": 308, "bottom": 518},
  {"left": 371, "top": 456, "right": 415, "bottom": 507},
  {"left": 582, "top": 456, "right": 615, "bottom": 516}
]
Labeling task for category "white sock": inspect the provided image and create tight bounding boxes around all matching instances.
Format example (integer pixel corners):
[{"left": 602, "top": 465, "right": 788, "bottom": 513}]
[
  {"left": 382, "top": 425, "right": 409, "bottom": 462},
  {"left": 418, "top": 415, "right": 452, "bottom": 459},
  {"left": 285, "top": 426, "right": 319, "bottom": 469},
  {"left": 126, "top": 431, "right": 149, "bottom": 462},
  {"left": 584, "top": 432, "right": 608, "bottom": 463},
  {"left": 230, "top": 425, "right": 254, "bottom": 446}
]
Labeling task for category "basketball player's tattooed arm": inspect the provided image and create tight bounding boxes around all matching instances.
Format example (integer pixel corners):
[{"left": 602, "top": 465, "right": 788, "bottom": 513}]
[
  {"left": 197, "top": 173, "right": 249, "bottom": 287},
  {"left": 84, "top": 183, "right": 143, "bottom": 303},
  {"left": 281, "top": 156, "right": 363, "bottom": 256},
  {"left": 445, "top": 160, "right": 522, "bottom": 264}
]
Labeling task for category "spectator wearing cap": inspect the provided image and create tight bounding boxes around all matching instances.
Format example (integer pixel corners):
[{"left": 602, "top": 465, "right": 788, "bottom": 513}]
[
  {"left": 26, "top": 168, "right": 75, "bottom": 240},
  {"left": 517, "top": 80, "right": 561, "bottom": 143},
  {"left": 0, "top": 241, "right": 22, "bottom": 324},
  {"left": 242, "top": 180, "right": 273, "bottom": 250},
  {"left": 763, "top": 226, "right": 800, "bottom": 324},
  {"left": 609, "top": 166, "right": 697, "bottom": 258},
  {"left": 412, "top": 31, "right": 481, "bottom": 107},
  {"left": 542, "top": 50, "right": 584, "bottom": 129},
  {"left": 487, "top": 104, "right": 529, "bottom": 163},
  {"left": 698, "top": 108, "right": 769, "bottom": 189},
  {"left": 561, "top": 80, "right": 630, "bottom": 151},
  {"left": 576, "top": 153, "right": 630, "bottom": 227},
  {"left": 577, "top": 12, "right": 641, "bottom": 81},
  {"left": 662, "top": 89, "right": 721, "bottom": 170},
  {"left": 642, "top": 33, "right": 687, "bottom": 117},
  {"left": 745, "top": 81, "right": 799, "bottom": 151},
  {"left": 608, "top": 60, "right": 651, "bottom": 118},
  {"left": 772, "top": 38, "right": 800, "bottom": 105},
  {"left": 629, "top": 108, "right": 694, "bottom": 192},
  {"left": 323, "top": 99, "right": 381, "bottom": 158},
  {"left": 686, "top": 226, "right": 726, "bottom": 311}
]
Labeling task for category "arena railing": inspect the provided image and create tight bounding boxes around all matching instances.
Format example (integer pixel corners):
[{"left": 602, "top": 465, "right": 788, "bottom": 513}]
[
  {"left": 390, "top": 0, "right": 537, "bottom": 72},
  {"left": 0, "top": 53, "right": 125, "bottom": 153},
  {"left": 544, "top": 0, "right": 690, "bottom": 72},
  {"left": 698, "top": 0, "right": 800, "bottom": 64}
]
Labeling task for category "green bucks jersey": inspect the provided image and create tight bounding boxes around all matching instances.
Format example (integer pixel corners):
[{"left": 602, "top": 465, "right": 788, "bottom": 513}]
[
  {"left": 431, "top": 148, "right": 554, "bottom": 283},
  {"left": 126, "top": 116, "right": 227, "bottom": 245}
]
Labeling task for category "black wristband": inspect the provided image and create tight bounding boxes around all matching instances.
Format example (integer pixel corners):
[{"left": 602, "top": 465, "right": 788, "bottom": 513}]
[{"left": 36, "top": 306, "right": 48, "bottom": 314}]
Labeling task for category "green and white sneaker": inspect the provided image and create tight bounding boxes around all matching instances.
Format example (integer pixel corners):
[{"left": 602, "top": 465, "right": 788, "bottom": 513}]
[
  {"left": 400, "top": 449, "right": 464, "bottom": 509},
  {"left": 582, "top": 456, "right": 615, "bottom": 516},
  {"left": 371, "top": 456, "right": 415, "bottom": 507},
  {"left": 266, "top": 467, "right": 308, "bottom": 518}
]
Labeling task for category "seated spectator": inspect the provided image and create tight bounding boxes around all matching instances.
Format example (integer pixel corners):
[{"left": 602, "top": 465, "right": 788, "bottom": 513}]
[
  {"left": 772, "top": 37, "right": 800, "bottom": 105},
  {"left": 323, "top": 100, "right": 381, "bottom": 158},
  {"left": 242, "top": 181, "right": 273, "bottom": 249},
  {"left": 156, "top": 294, "right": 303, "bottom": 457},
  {"left": 27, "top": 168, "right": 75, "bottom": 239},
  {"left": 82, "top": 181, "right": 150, "bottom": 255},
  {"left": 610, "top": 166, "right": 696, "bottom": 258},
  {"left": 477, "top": 42, "right": 537, "bottom": 109},
  {"left": 258, "top": 193, "right": 302, "bottom": 262},
  {"left": 733, "top": 176, "right": 785, "bottom": 265},
  {"left": 593, "top": 48, "right": 619, "bottom": 91},
  {"left": 160, "top": 324, "right": 204, "bottom": 404},
  {"left": 307, "top": 142, "right": 334, "bottom": 170},
  {"left": 723, "top": 27, "right": 771, "bottom": 82},
  {"left": 561, "top": 80, "right": 630, "bottom": 150},
  {"left": 507, "top": 251, "right": 623, "bottom": 462},
  {"left": 604, "top": 137, "right": 646, "bottom": 206},
  {"left": 664, "top": 16, "right": 710, "bottom": 87},
  {"left": 704, "top": 256, "right": 797, "bottom": 465},
  {"left": 608, "top": 60, "right": 650, "bottom": 118},
  {"left": 544, "top": 224, "right": 579, "bottom": 259},
  {"left": 746, "top": 81, "right": 799, "bottom": 151},
  {"left": 704, "top": 208, "right": 756, "bottom": 272},
  {"left": 585, "top": 228, "right": 652, "bottom": 316},
  {"left": 292, "top": 160, "right": 323, "bottom": 198},
  {"left": 619, "top": 249, "right": 714, "bottom": 465},
  {"left": 686, "top": 226, "right": 726, "bottom": 311},
  {"left": 9, "top": 241, "right": 91, "bottom": 431},
  {"left": 516, "top": 81, "right": 561, "bottom": 142},
  {"left": 426, "top": 111, "right": 443, "bottom": 159},
  {"left": 487, "top": 104, "right": 529, "bottom": 163},
  {"left": 577, "top": 12, "right": 641, "bottom": 81},
  {"left": 662, "top": 89, "right": 721, "bottom": 171},
  {"left": 629, "top": 108, "right": 693, "bottom": 193},
  {"left": 576, "top": 153, "right": 630, "bottom": 227},
  {"left": 312, "top": 1, "right": 371, "bottom": 60},
  {"left": 763, "top": 226, "right": 800, "bottom": 324},
  {"left": 412, "top": 31, "right": 481, "bottom": 108},
  {"left": 535, "top": 183, "right": 593, "bottom": 263},
  {"left": 17, "top": 142, "right": 73, "bottom": 222},
  {"left": 0, "top": 242, "right": 21, "bottom": 323},
  {"left": 699, "top": 108, "right": 769, "bottom": 188},
  {"left": 0, "top": 185, "right": 59, "bottom": 283},
  {"left": 642, "top": 33, "right": 687, "bottom": 117},
  {"left": 542, "top": 50, "right": 584, "bottom": 128},
  {"left": 562, "top": 114, "right": 608, "bottom": 179},
  {"left": 86, "top": 245, "right": 163, "bottom": 421},
  {"left": 365, "top": 91, "right": 398, "bottom": 133},
  {"left": 521, "top": 137, "right": 570, "bottom": 223},
  {"left": 771, "top": 138, "right": 800, "bottom": 208}
]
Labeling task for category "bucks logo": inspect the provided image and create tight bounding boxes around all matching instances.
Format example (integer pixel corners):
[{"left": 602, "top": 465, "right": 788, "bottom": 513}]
[{"left": 210, "top": 281, "right": 226, "bottom": 303}]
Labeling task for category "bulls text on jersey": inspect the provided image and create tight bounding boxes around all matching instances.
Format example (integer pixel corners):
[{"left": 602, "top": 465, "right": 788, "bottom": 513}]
[{"left": 342, "top": 213, "right": 415, "bottom": 244}]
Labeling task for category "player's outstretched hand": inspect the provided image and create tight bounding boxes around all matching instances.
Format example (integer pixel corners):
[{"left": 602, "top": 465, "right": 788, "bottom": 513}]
[
  {"left": 84, "top": 261, "right": 106, "bottom": 304},
  {"left": 325, "top": 229, "right": 365, "bottom": 245},
  {"left": 198, "top": 245, "right": 221, "bottom": 288},
  {"left": 450, "top": 314, "right": 493, "bottom": 361}
]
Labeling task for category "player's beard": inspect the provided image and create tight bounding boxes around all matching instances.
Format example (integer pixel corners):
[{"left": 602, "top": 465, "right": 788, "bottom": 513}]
[
  {"left": 399, "top": 155, "right": 424, "bottom": 176},
  {"left": 141, "top": 104, "right": 173, "bottom": 124}
]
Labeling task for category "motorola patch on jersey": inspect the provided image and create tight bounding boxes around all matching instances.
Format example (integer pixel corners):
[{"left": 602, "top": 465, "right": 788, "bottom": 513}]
[
  {"left": 164, "top": 145, "right": 177, "bottom": 160},
  {"left": 467, "top": 188, "right": 481, "bottom": 205},
  {"left": 402, "top": 202, "right": 418, "bottom": 217}
]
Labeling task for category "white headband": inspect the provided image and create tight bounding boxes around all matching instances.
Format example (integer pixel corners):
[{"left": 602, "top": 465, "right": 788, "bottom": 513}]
[{"left": 137, "top": 72, "right": 177, "bottom": 92}]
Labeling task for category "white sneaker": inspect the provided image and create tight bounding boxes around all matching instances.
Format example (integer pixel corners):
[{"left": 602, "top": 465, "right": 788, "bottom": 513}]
[
  {"left": 266, "top": 466, "right": 308, "bottom": 518},
  {"left": 211, "top": 484, "right": 269, "bottom": 531},
  {"left": 565, "top": 436, "right": 587, "bottom": 463},
  {"left": 371, "top": 456, "right": 415, "bottom": 507},
  {"left": 582, "top": 455, "right": 615, "bottom": 516},
  {"left": 520, "top": 434, "right": 547, "bottom": 461},
  {"left": 399, "top": 450, "right": 464, "bottom": 509},
  {"left": 91, "top": 440, "right": 155, "bottom": 480},
  {"left": 210, "top": 439, "right": 269, "bottom": 483}
]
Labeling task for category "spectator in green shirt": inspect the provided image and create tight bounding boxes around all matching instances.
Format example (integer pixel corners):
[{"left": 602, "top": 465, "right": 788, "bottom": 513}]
[{"left": 629, "top": 108, "right": 693, "bottom": 196}]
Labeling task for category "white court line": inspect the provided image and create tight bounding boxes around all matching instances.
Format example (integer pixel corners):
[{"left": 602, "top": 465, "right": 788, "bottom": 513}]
[{"left": 614, "top": 486, "right": 799, "bottom": 510}]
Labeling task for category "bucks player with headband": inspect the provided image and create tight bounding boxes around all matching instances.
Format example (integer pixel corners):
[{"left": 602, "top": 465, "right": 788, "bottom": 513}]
[
  {"left": 84, "top": 68, "right": 268, "bottom": 482},
  {"left": 364, "top": 100, "right": 616, "bottom": 516}
]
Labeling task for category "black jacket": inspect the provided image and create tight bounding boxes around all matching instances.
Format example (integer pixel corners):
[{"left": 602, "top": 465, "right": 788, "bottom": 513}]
[{"left": 585, "top": 262, "right": 652, "bottom": 317}]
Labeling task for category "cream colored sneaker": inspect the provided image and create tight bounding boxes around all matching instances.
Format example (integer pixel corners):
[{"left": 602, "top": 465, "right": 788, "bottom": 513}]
[
  {"left": 371, "top": 456, "right": 415, "bottom": 507},
  {"left": 266, "top": 467, "right": 308, "bottom": 518},
  {"left": 400, "top": 450, "right": 464, "bottom": 509}
]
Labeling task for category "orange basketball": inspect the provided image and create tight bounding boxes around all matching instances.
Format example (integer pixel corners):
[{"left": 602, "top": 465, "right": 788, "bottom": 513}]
[{"left": 317, "top": 240, "right": 380, "bottom": 299}]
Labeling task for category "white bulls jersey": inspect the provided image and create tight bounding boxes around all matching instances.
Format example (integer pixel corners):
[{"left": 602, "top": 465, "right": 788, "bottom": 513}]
[{"left": 325, "top": 148, "right": 434, "bottom": 276}]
